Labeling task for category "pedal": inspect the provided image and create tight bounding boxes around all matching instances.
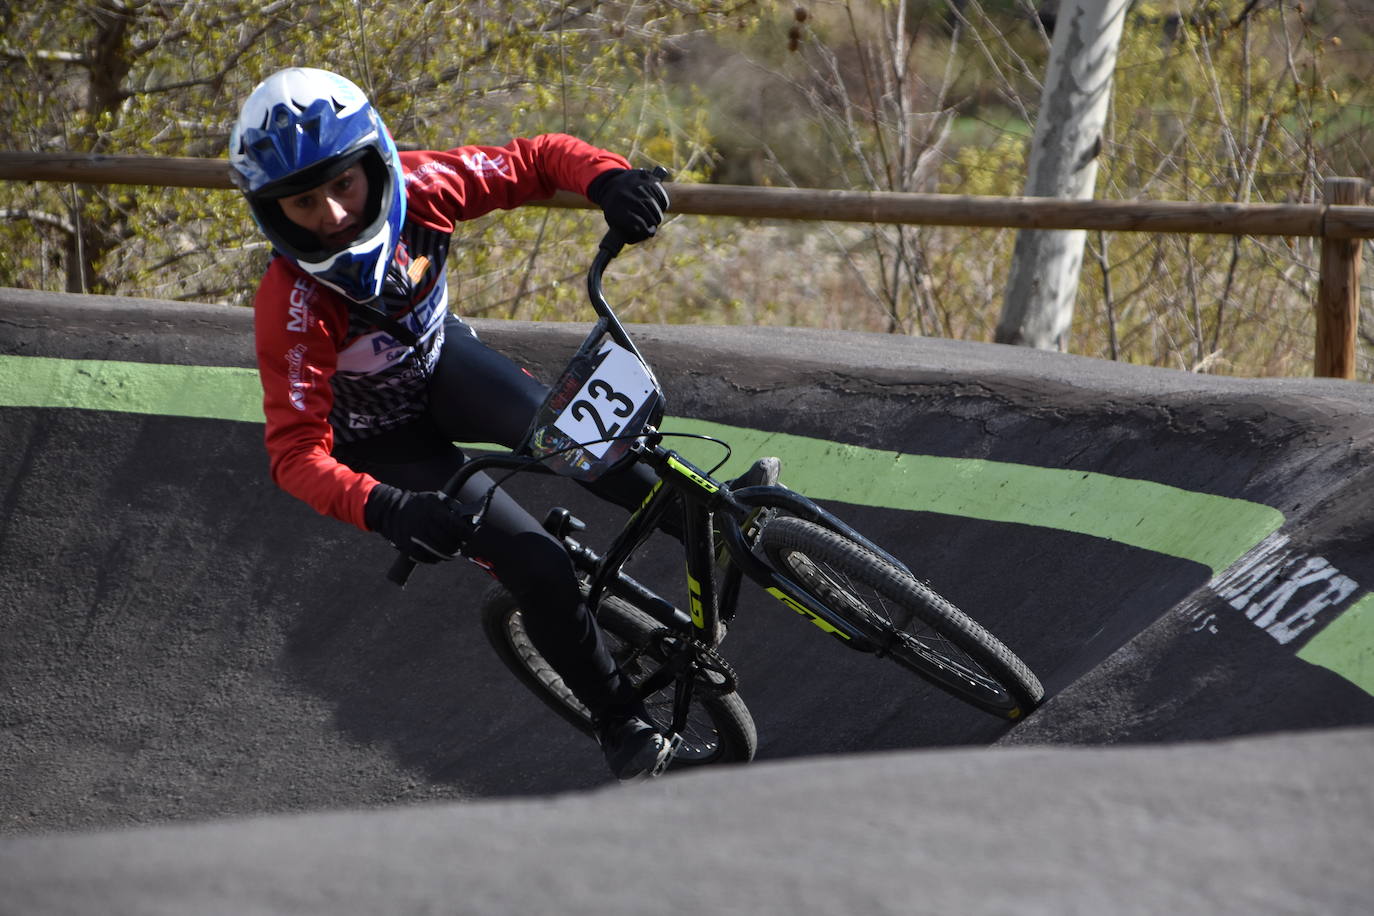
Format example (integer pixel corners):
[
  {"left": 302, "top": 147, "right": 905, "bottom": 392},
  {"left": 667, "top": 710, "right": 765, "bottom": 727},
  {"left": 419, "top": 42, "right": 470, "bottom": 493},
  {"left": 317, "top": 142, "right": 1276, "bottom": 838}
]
[{"left": 653, "top": 733, "right": 685, "bottom": 778}]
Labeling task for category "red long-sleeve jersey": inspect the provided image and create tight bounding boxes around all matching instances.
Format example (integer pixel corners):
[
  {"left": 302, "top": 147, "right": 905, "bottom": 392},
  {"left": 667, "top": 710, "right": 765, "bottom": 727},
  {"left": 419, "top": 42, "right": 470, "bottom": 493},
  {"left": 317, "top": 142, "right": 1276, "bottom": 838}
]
[{"left": 252, "top": 134, "right": 629, "bottom": 531}]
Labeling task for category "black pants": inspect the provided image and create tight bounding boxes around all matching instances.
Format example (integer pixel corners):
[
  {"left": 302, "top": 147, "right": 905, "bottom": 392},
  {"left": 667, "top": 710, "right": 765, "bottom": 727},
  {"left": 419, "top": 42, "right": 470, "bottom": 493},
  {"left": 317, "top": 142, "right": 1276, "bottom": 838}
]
[{"left": 334, "top": 317, "right": 655, "bottom": 719}]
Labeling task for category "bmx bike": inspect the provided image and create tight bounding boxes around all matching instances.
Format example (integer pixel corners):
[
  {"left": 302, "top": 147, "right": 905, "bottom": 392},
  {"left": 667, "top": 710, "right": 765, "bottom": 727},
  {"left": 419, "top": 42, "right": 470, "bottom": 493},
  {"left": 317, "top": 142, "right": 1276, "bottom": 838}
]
[{"left": 389, "top": 213, "right": 1044, "bottom": 773}]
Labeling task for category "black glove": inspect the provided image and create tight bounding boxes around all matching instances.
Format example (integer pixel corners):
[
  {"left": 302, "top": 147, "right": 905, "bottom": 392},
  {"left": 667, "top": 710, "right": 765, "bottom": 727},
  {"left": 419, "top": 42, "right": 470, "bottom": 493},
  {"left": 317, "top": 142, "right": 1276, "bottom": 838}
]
[
  {"left": 586, "top": 168, "right": 669, "bottom": 244},
  {"left": 364, "top": 483, "right": 475, "bottom": 564}
]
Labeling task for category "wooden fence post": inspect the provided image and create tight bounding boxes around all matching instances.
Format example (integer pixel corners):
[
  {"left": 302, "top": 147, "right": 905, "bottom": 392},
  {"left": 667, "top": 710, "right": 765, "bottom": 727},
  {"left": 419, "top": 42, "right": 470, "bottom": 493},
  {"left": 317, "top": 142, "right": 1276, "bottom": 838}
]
[{"left": 1315, "top": 177, "right": 1370, "bottom": 379}]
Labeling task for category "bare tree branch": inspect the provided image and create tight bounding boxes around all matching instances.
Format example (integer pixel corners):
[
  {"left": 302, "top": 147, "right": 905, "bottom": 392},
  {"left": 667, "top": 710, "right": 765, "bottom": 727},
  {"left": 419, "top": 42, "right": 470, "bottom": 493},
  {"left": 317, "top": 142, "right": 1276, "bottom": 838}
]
[
  {"left": 0, "top": 207, "right": 77, "bottom": 236},
  {"left": 1, "top": 47, "right": 88, "bottom": 64}
]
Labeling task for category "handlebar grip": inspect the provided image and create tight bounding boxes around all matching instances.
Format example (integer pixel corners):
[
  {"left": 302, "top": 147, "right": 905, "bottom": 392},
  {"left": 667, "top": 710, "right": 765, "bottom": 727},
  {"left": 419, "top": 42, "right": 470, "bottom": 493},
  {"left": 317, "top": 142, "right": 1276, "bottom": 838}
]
[
  {"left": 599, "top": 228, "right": 627, "bottom": 259},
  {"left": 387, "top": 553, "right": 417, "bottom": 587}
]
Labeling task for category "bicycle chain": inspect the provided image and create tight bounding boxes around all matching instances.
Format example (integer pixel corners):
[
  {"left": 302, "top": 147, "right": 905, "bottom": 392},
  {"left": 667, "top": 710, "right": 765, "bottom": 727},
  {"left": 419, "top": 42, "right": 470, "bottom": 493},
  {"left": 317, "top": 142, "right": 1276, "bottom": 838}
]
[{"left": 648, "top": 628, "right": 739, "bottom": 696}]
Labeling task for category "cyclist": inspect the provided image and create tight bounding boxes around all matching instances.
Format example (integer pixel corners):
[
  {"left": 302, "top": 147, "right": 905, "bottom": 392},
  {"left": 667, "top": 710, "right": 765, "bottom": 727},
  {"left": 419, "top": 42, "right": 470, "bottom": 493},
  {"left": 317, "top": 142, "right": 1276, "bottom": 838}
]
[{"left": 228, "top": 67, "right": 678, "bottom": 780}]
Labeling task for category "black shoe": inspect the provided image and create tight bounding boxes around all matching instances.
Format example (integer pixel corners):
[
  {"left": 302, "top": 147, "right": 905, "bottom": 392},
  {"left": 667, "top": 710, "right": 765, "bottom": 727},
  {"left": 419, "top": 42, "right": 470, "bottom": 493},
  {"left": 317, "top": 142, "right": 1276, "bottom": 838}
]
[
  {"left": 721, "top": 456, "right": 782, "bottom": 548},
  {"left": 597, "top": 714, "right": 671, "bottom": 781},
  {"left": 727, "top": 456, "right": 781, "bottom": 491}
]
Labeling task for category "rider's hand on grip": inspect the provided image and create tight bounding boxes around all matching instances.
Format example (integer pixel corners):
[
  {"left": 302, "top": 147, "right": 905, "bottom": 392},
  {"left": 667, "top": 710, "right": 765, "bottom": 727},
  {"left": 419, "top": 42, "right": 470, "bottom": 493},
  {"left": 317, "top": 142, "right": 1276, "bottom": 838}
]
[
  {"left": 586, "top": 167, "right": 669, "bottom": 244},
  {"left": 365, "top": 483, "right": 475, "bottom": 565}
]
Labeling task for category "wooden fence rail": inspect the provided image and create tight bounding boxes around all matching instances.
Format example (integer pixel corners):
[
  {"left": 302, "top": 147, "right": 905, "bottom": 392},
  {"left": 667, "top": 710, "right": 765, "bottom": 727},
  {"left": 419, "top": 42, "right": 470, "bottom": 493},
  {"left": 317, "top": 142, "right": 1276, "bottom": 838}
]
[{"left": 3, "top": 152, "right": 1371, "bottom": 377}]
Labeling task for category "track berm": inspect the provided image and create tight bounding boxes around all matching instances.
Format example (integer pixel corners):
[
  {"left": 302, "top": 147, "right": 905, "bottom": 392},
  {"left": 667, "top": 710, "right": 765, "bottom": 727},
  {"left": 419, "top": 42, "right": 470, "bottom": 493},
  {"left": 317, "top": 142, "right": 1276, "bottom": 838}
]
[{"left": 2, "top": 288, "right": 1371, "bottom": 913}]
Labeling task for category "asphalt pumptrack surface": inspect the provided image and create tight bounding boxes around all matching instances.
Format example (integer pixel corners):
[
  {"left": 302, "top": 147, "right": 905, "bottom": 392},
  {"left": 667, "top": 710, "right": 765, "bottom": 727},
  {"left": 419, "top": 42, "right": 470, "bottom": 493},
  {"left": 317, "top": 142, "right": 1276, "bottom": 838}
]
[{"left": 1, "top": 287, "right": 1372, "bottom": 914}]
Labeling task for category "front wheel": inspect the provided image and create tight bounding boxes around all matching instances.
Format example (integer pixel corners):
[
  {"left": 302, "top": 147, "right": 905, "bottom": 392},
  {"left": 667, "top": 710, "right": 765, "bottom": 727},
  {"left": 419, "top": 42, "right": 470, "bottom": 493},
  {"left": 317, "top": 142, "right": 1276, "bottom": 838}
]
[
  {"left": 479, "top": 582, "right": 757, "bottom": 768},
  {"left": 758, "top": 517, "right": 1044, "bottom": 719}
]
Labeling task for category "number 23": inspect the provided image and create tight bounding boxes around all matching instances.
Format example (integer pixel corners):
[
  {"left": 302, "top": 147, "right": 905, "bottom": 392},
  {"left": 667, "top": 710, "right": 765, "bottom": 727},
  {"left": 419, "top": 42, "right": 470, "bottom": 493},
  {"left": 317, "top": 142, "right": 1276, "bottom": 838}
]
[{"left": 570, "top": 379, "right": 634, "bottom": 440}]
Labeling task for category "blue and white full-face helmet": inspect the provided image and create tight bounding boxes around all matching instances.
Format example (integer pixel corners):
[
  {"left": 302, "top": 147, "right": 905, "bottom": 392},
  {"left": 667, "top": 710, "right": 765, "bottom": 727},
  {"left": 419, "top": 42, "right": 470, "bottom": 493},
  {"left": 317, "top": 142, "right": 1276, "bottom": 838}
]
[{"left": 229, "top": 68, "right": 405, "bottom": 303}]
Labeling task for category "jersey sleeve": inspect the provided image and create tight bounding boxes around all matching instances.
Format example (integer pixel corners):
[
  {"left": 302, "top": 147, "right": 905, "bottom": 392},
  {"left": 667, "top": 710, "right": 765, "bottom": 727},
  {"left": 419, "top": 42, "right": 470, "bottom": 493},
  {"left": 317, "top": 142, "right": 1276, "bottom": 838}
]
[
  {"left": 254, "top": 260, "right": 378, "bottom": 531},
  {"left": 400, "top": 134, "right": 631, "bottom": 232}
]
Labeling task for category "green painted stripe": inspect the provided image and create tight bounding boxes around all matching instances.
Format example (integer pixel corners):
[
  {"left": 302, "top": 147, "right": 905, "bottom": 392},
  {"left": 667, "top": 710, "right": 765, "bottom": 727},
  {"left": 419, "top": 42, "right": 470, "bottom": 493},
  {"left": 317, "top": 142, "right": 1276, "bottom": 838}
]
[
  {"left": 1296, "top": 593, "right": 1374, "bottom": 695},
  {"left": 1, "top": 354, "right": 1283, "bottom": 573},
  {"left": 0, "top": 354, "right": 264, "bottom": 423},
  {"left": 664, "top": 419, "right": 1283, "bottom": 576}
]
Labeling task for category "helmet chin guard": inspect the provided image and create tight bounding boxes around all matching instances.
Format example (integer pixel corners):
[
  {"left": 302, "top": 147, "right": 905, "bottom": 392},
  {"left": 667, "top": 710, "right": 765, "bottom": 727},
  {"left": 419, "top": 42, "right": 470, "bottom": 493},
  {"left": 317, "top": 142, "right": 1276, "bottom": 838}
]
[{"left": 230, "top": 68, "right": 406, "bottom": 303}]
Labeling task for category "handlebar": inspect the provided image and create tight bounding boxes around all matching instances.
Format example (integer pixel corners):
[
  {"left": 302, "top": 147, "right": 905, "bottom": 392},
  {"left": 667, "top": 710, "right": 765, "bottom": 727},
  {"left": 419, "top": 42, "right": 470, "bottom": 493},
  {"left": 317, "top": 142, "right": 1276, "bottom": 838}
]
[
  {"left": 388, "top": 552, "right": 417, "bottom": 586},
  {"left": 586, "top": 166, "right": 670, "bottom": 362}
]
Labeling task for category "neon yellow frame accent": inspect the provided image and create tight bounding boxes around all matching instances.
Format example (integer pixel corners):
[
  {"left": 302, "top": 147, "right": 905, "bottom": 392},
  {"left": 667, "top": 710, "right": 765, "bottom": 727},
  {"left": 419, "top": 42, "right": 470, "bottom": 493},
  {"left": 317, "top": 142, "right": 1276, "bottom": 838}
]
[
  {"left": 766, "top": 587, "right": 853, "bottom": 640},
  {"left": 665, "top": 454, "right": 718, "bottom": 494},
  {"left": 688, "top": 575, "right": 705, "bottom": 628}
]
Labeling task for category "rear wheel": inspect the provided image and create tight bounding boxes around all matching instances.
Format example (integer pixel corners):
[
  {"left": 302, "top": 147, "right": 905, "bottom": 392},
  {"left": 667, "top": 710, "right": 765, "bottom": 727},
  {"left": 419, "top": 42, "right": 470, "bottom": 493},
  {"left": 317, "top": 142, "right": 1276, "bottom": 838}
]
[
  {"left": 758, "top": 517, "right": 1044, "bottom": 719},
  {"left": 479, "top": 582, "right": 757, "bottom": 767}
]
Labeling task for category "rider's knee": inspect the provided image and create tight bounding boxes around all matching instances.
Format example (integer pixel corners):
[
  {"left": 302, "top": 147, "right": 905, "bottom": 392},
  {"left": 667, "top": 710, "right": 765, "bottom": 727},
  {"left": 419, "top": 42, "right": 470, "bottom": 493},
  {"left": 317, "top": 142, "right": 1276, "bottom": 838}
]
[{"left": 496, "top": 530, "right": 581, "bottom": 610}]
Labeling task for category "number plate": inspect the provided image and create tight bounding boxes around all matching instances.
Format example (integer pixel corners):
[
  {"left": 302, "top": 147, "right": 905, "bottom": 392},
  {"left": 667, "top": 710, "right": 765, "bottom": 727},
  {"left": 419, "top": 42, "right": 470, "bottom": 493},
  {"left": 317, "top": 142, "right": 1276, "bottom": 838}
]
[{"left": 551, "top": 342, "right": 655, "bottom": 457}]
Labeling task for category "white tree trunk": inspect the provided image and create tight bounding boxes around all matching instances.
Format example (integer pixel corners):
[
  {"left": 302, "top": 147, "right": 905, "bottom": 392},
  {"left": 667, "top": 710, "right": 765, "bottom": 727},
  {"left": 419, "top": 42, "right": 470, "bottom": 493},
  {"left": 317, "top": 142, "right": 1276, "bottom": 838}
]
[{"left": 996, "top": 0, "right": 1130, "bottom": 350}]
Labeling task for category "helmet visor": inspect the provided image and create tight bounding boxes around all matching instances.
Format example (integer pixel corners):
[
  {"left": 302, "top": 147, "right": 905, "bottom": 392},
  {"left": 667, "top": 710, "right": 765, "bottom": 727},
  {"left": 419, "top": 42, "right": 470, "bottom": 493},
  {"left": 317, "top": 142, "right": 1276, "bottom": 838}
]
[{"left": 256, "top": 147, "right": 370, "bottom": 200}]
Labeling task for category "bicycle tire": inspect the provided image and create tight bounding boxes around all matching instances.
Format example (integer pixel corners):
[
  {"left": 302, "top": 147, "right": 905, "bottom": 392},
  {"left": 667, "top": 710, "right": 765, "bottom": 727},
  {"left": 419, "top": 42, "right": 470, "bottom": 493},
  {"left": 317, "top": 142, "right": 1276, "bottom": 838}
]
[
  {"left": 479, "top": 582, "right": 758, "bottom": 768},
  {"left": 757, "top": 517, "right": 1044, "bottom": 719}
]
